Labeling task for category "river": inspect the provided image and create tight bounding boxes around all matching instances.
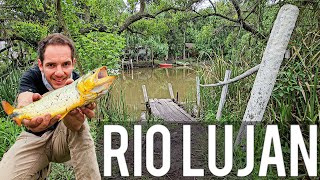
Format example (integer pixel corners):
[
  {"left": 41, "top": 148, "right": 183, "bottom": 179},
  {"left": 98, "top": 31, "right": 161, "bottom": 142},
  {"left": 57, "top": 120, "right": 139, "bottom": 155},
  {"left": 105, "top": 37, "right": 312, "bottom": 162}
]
[{"left": 110, "top": 67, "right": 197, "bottom": 119}]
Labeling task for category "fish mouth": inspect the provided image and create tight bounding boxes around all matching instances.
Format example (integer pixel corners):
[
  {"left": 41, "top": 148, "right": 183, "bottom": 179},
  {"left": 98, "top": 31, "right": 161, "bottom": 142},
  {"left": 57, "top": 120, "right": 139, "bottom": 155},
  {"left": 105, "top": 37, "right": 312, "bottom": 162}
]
[
  {"left": 94, "top": 66, "right": 117, "bottom": 86},
  {"left": 97, "top": 67, "right": 108, "bottom": 79}
]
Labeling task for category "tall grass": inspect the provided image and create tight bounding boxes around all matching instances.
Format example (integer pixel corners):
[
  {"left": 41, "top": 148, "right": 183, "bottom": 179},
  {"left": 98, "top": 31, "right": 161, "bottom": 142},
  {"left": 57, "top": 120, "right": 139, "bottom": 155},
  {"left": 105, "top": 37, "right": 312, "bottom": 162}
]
[
  {"left": 96, "top": 89, "right": 132, "bottom": 122},
  {"left": 0, "top": 117, "right": 24, "bottom": 157},
  {"left": 271, "top": 30, "right": 320, "bottom": 124},
  {"left": 198, "top": 52, "right": 255, "bottom": 122},
  {"left": 0, "top": 68, "right": 24, "bottom": 158},
  {"left": 0, "top": 69, "right": 23, "bottom": 117},
  {"left": 197, "top": 30, "right": 320, "bottom": 177}
]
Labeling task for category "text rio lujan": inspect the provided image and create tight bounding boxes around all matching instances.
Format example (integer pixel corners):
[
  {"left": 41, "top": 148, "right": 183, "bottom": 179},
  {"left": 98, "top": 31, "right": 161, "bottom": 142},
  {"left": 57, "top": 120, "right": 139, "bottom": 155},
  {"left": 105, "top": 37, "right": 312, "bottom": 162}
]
[{"left": 104, "top": 125, "right": 317, "bottom": 177}]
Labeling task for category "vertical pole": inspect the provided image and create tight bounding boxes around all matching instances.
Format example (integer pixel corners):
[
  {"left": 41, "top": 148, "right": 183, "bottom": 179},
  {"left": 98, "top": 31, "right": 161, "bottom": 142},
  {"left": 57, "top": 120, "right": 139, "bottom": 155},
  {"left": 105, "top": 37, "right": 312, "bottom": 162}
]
[
  {"left": 196, "top": 76, "right": 200, "bottom": 117},
  {"left": 235, "top": 4, "right": 299, "bottom": 146},
  {"left": 130, "top": 58, "right": 133, "bottom": 69},
  {"left": 142, "top": 85, "right": 150, "bottom": 121},
  {"left": 168, "top": 83, "right": 175, "bottom": 101},
  {"left": 183, "top": 30, "right": 186, "bottom": 59},
  {"left": 216, "top": 70, "right": 231, "bottom": 120}
]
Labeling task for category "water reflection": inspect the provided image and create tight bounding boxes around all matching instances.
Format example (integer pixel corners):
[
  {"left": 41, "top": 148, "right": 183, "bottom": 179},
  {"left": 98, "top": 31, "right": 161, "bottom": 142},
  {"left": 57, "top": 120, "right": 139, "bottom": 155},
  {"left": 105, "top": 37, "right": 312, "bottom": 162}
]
[{"left": 110, "top": 67, "right": 197, "bottom": 119}]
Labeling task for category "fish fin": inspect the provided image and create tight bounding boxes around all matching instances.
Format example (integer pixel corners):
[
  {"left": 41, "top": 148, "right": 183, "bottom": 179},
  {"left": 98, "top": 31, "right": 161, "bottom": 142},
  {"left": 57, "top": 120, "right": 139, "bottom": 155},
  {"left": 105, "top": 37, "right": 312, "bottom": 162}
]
[
  {"left": 14, "top": 118, "right": 22, "bottom": 126},
  {"left": 1, "top": 101, "right": 15, "bottom": 115}
]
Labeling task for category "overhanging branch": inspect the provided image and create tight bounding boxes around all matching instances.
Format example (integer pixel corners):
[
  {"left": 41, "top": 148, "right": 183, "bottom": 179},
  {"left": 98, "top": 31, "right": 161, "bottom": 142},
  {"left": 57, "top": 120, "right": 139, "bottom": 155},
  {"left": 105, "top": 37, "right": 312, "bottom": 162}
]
[{"left": 0, "top": 36, "right": 37, "bottom": 48}]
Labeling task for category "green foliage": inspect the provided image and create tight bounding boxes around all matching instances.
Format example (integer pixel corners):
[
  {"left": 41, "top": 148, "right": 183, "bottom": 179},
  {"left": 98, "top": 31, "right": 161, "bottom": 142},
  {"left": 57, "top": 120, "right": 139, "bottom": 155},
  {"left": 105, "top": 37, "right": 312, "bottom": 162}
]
[
  {"left": 11, "top": 21, "right": 48, "bottom": 44},
  {"left": 75, "top": 32, "right": 126, "bottom": 71},
  {"left": 272, "top": 31, "right": 320, "bottom": 123},
  {"left": 48, "top": 163, "right": 75, "bottom": 180},
  {"left": 0, "top": 117, "right": 23, "bottom": 158}
]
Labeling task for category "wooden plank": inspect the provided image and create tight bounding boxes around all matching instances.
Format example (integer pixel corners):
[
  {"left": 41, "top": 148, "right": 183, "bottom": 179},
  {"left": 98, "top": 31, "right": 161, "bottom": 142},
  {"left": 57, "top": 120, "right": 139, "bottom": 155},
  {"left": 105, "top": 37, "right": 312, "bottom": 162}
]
[
  {"left": 162, "top": 99, "right": 186, "bottom": 122},
  {"left": 149, "top": 98, "right": 196, "bottom": 122},
  {"left": 157, "top": 99, "right": 178, "bottom": 122},
  {"left": 150, "top": 99, "right": 170, "bottom": 120},
  {"left": 162, "top": 99, "right": 189, "bottom": 122},
  {"left": 149, "top": 99, "right": 162, "bottom": 118},
  {"left": 166, "top": 100, "right": 196, "bottom": 121},
  {"left": 154, "top": 99, "right": 176, "bottom": 121},
  {"left": 158, "top": 99, "right": 184, "bottom": 122}
]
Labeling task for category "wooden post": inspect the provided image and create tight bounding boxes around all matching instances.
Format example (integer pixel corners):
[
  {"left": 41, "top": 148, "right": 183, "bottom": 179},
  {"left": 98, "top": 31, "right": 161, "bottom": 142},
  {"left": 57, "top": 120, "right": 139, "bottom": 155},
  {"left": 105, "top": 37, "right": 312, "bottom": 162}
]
[
  {"left": 130, "top": 58, "right": 133, "bottom": 69},
  {"left": 168, "top": 83, "right": 175, "bottom": 101},
  {"left": 142, "top": 85, "right": 148, "bottom": 104},
  {"left": 142, "top": 85, "right": 151, "bottom": 120},
  {"left": 183, "top": 30, "right": 186, "bottom": 59},
  {"left": 176, "top": 92, "right": 179, "bottom": 102},
  {"left": 235, "top": 4, "right": 299, "bottom": 146},
  {"left": 216, "top": 70, "right": 231, "bottom": 120},
  {"left": 196, "top": 76, "right": 200, "bottom": 117}
]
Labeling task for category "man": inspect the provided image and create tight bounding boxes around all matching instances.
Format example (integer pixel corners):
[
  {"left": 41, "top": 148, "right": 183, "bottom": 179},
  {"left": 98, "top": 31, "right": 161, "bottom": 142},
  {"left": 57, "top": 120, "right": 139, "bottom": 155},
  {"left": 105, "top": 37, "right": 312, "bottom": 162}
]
[{"left": 0, "top": 33, "right": 101, "bottom": 179}]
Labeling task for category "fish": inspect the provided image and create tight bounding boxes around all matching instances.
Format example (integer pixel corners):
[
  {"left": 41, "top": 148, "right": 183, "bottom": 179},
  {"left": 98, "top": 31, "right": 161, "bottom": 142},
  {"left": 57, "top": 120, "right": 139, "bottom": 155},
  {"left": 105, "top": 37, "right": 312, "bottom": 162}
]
[{"left": 1, "top": 66, "right": 116, "bottom": 126}]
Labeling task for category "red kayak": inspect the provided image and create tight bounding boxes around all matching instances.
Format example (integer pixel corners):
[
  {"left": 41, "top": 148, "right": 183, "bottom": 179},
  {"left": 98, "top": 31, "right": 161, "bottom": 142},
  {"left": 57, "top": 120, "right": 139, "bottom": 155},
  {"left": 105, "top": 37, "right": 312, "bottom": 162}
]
[{"left": 159, "top": 63, "right": 173, "bottom": 68}]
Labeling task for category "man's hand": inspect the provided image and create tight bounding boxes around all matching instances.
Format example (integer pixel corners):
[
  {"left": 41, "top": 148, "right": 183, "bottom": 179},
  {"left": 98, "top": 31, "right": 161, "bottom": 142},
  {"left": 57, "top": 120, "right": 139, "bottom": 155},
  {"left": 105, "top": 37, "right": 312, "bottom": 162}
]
[
  {"left": 63, "top": 103, "right": 96, "bottom": 131},
  {"left": 17, "top": 92, "right": 42, "bottom": 108},
  {"left": 18, "top": 92, "right": 61, "bottom": 132},
  {"left": 22, "top": 114, "right": 61, "bottom": 132}
]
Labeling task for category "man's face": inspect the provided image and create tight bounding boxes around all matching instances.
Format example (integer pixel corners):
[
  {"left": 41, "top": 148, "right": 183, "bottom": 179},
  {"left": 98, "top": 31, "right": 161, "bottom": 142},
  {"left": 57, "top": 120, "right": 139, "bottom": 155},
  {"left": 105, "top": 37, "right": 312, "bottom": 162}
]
[{"left": 38, "top": 45, "right": 75, "bottom": 89}]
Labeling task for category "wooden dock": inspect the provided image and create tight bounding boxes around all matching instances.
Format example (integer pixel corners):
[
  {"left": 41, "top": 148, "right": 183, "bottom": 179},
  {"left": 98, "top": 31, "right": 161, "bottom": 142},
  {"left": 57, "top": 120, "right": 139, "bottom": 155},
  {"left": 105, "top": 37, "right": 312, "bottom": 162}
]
[{"left": 142, "top": 84, "right": 196, "bottom": 122}]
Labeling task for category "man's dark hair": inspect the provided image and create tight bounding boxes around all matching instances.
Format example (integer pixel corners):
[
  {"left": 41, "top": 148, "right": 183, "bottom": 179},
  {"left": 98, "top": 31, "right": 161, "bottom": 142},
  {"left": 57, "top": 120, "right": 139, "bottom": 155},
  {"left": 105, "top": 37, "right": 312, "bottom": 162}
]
[{"left": 38, "top": 33, "right": 75, "bottom": 62}]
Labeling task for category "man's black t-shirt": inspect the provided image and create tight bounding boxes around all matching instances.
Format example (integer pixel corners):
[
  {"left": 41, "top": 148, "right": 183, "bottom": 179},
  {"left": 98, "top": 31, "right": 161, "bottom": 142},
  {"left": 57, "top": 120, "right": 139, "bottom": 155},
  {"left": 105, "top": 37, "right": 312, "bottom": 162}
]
[
  {"left": 19, "top": 65, "right": 80, "bottom": 136},
  {"left": 19, "top": 65, "right": 80, "bottom": 95}
]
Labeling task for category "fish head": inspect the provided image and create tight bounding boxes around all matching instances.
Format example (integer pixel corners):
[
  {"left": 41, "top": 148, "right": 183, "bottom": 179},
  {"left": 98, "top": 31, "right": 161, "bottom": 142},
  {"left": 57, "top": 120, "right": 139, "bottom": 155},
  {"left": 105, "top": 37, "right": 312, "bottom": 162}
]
[{"left": 77, "top": 66, "right": 116, "bottom": 99}]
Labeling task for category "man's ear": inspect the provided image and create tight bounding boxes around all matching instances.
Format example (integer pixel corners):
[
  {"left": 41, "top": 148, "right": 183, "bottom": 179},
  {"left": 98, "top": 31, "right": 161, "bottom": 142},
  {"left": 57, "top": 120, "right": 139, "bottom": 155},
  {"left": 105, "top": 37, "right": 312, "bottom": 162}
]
[
  {"left": 38, "top": 59, "right": 43, "bottom": 71},
  {"left": 72, "top": 58, "right": 77, "bottom": 65}
]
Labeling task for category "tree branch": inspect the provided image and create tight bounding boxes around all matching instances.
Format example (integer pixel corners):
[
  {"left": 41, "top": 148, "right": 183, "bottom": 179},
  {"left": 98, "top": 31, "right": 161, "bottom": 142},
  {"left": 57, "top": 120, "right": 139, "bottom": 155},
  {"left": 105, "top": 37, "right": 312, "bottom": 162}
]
[
  {"left": 230, "top": 0, "right": 266, "bottom": 39},
  {"left": 244, "top": 1, "right": 259, "bottom": 21},
  {"left": 230, "top": 0, "right": 242, "bottom": 20},
  {"left": 117, "top": 0, "right": 202, "bottom": 34},
  {"left": 56, "top": 0, "right": 70, "bottom": 36},
  {"left": 0, "top": 36, "right": 37, "bottom": 48},
  {"left": 127, "top": 27, "right": 146, "bottom": 36},
  {"left": 0, "top": 44, "right": 14, "bottom": 53},
  {"left": 192, "top": 12, "right": 238, "bottom": 23}
]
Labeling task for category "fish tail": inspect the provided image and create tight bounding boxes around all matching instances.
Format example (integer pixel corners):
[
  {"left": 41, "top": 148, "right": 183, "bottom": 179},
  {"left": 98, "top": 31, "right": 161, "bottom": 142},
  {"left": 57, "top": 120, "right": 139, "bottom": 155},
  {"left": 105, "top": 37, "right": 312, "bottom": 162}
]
[
  {"left": 1, "top": 101, "right": 22, "bottom": 126},
  {"left": 1, "top": 101, "right": 14, "bottom": 115}
]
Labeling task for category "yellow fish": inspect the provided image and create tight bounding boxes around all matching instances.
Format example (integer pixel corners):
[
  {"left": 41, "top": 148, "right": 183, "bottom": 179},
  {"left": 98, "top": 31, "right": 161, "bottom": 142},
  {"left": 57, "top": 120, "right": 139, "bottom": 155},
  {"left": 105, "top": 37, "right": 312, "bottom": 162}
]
[{"left": 1, "top": 66, "right": 116, "bottom": 126}]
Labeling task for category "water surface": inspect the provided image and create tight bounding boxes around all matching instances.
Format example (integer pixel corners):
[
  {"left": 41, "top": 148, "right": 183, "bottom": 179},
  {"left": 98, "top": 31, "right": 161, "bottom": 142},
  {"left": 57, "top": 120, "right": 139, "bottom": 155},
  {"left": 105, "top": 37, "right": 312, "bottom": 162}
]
[{"left": 110, "top": 67, "right": 196, "bottom": 119}]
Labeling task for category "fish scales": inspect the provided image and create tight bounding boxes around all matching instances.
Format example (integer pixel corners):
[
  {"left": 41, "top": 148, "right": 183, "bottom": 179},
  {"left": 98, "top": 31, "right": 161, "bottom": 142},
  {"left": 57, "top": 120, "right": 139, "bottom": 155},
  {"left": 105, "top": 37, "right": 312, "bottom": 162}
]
[{"left": 18, "top": 82, "right": 81, "bottom": 119}]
